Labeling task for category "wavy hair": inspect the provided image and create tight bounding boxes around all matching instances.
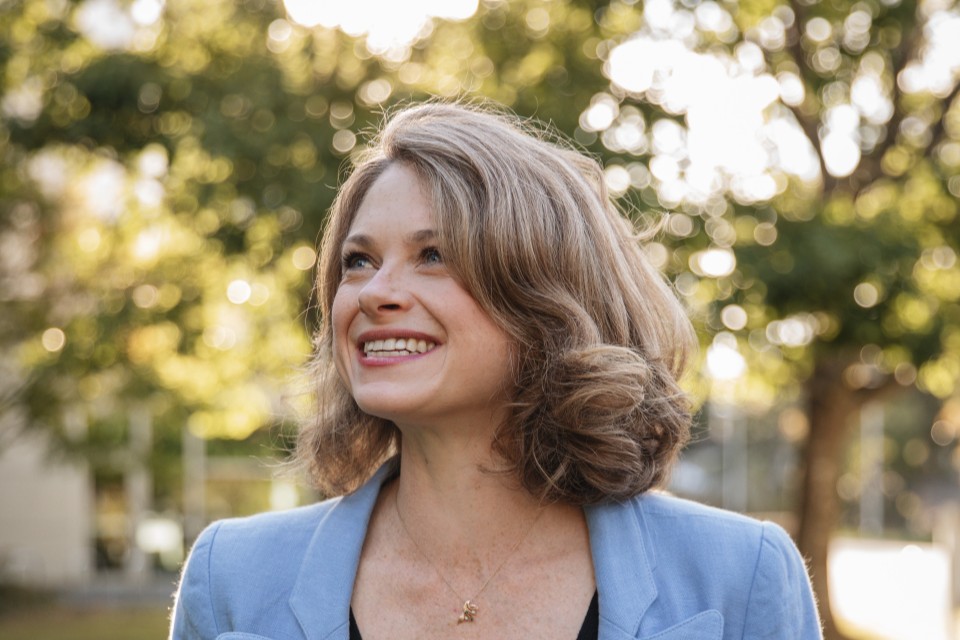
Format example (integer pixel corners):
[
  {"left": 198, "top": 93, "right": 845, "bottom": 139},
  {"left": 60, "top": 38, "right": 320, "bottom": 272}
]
[{"left": 296, "top": 101, "right": 695, "bottom": 505}]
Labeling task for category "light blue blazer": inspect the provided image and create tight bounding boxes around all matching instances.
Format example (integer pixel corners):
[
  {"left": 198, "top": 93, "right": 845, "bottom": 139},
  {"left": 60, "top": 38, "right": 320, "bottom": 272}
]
[{"left": 170, "top": 462, "right": 822, "bottom": 639}]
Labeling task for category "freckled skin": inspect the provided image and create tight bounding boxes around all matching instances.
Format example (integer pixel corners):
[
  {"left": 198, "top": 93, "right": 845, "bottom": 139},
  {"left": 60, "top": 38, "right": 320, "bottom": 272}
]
[{"left": 331, "top": 164, "right": 514, "bottom": 433}]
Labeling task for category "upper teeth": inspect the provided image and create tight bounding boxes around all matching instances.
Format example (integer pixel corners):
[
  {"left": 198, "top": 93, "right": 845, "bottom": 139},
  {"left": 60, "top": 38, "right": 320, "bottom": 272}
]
[{"left": 362, "top": 338, "right": 435, "bottom": 355}]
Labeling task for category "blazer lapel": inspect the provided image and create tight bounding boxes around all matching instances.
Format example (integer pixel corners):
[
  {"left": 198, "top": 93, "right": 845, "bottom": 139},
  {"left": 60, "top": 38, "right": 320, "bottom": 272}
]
[
  {"left": 288, "top": 467, "right": 671, "bottom": 640},
  {"left": 585, "top": 499, "right": 658, "bottom": 640},
  {"left": 288, "top": 461, "right": 397, "bottom": 640}
]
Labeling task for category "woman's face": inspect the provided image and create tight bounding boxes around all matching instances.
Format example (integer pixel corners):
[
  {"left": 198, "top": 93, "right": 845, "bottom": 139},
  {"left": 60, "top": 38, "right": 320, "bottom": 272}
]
[{"left": 331, "top": 163, "right": 514, "bottom": 431}]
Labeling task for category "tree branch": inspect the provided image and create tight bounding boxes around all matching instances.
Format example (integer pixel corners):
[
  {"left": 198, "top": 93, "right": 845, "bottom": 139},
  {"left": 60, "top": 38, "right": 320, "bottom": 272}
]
[
  {"left": 846, "top": 3, "right": 924, "bottom": 194},
  {"left": 924, "top": 80, "right": 960, "bottom": 158},
  {"left": 779, "top": 0, "right": 831, "bottom": 192}
]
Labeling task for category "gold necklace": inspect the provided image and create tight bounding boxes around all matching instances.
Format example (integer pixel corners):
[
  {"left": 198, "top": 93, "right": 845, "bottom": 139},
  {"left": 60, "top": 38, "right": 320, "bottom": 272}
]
[{"left": 393, "top": 492, "right": 543, "bottom": 624}]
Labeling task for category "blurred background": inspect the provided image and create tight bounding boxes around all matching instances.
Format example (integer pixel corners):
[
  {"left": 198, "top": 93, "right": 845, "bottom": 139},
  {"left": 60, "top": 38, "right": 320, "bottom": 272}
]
[{"left": 1, "top": 0, "right": 958, "bottom": 638}]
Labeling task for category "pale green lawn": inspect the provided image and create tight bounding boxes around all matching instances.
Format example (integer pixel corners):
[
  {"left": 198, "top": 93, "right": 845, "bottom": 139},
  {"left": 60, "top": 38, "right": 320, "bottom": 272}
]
[{"left": 0, "top": 606, "right": 170, "bottom": 640}]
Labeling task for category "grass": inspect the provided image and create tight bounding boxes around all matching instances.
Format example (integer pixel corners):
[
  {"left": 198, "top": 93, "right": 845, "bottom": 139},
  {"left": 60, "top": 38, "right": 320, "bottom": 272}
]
[
  {"left": 0, "top": 587, "right": 169, "bottom": 640},
  {"left": 0, "top": 605, "right": 170, "bottom": 640}
]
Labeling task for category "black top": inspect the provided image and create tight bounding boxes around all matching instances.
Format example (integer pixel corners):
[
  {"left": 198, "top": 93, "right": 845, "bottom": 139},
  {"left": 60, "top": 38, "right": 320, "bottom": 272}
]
[{"left": 349, "top": 591, "right": 599, "bottom": 639}]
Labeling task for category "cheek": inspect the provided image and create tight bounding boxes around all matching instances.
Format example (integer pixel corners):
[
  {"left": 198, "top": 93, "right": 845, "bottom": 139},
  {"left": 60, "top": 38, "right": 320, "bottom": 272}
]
[
  {"left": 330, "top": 288, "right": 356, "bottom": 379},
  {"left": 462, "top": 307, "right": 515, "bottom": 387}
]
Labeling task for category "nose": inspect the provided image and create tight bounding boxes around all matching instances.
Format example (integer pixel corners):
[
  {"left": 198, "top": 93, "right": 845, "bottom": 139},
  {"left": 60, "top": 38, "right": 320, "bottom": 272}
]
[{"left": 357, "top": 263, "right": 412, "bottom": 315}]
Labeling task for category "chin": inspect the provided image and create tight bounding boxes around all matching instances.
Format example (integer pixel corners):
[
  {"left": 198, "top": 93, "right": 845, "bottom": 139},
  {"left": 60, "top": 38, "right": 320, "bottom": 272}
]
[{"left": 353, "top": 394, "right": 416, "bottom": 424}]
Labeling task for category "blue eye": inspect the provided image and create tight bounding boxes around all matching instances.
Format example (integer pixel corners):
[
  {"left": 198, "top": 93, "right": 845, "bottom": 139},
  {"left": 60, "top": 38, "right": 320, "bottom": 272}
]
[
  {"left": 342, "top": 252, "right": 371, "bottom": 270},
  {"left": 422, "top": 247, "right": 442, "bottom": 264}
]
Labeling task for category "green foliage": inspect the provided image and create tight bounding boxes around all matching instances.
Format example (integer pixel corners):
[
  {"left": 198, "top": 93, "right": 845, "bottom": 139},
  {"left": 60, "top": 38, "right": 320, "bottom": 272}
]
[
  {"left": 586, "top": 0, "right": 960, "bottom": 407},
  {"left": 3, "top": 0, "right": 959, "bottom": 512},
  {"left": 0, "top": 0, "right": 612, "bottom": 500}
]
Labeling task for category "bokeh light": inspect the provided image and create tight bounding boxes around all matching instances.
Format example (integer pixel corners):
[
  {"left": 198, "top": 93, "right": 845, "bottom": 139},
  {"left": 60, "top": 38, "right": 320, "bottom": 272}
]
[{"left": 41, "top": 328, "right": 66, "bottom": 352}]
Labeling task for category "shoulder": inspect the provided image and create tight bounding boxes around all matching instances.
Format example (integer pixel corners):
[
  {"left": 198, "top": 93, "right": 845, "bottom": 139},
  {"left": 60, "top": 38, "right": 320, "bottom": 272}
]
[
  {"left": 637, "top": 491, "right": 772, "bottom": 542},
  {"left": 630, "top": 491, "right": 801, "bottom": 575},
  {"left": 193, "top": 495, "right": 346, "bottom": 579},
  {"left": 621, "top": 492, "right": 822, "bottom": 637},
  {"left": 170, "top": 495, "right": 351, "bottom": 639},
  {"left": 637, "top": 489, "right": 763, "bottom": 526},
  {"left": 174, "top": 460, "right": 393, "bottom": 618},
  {"left": 203, "top": 496, "right": 343, "bottom": 549}
]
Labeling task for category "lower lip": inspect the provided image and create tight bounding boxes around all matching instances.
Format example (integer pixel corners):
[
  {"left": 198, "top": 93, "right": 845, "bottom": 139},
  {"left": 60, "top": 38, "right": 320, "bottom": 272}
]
[{"left": 358, "top": 349, "right": 435, "bottom": 367}]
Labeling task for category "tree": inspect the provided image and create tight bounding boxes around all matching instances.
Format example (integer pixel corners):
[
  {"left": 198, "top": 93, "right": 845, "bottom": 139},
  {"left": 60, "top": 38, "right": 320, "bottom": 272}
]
[
  {"left": 586, "top": 0, "right": 960, "bottom": 636},
  {"left": 4, "top": 0, "right": 958, "bottom": 635},
  {"left": 0, "top": 0, "right": 610, "bottom": 520}
]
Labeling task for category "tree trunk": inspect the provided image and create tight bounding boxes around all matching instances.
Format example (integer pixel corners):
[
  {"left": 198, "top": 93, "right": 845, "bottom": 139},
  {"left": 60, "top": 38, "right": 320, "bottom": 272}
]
[{"left": 796, "top": 356, "right": 859, "bottom": 640}]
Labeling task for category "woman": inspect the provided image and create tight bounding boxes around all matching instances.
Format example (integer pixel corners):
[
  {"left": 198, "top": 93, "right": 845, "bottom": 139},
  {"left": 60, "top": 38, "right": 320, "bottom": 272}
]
[{"left": 170, "top": 102, "right": 821, "bottom": 639}]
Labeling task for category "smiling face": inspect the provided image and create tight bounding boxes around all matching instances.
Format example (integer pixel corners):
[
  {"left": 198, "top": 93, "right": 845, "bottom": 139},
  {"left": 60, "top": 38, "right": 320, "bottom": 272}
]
[{"left": 331, "top": 163, "right": 514, "bottom": 432}]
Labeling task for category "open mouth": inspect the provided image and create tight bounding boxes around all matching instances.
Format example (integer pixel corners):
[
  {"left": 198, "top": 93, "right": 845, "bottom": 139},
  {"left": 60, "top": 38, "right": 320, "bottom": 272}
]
[{"left": 362, "top": 338, "right": 437, "bottom": 357}]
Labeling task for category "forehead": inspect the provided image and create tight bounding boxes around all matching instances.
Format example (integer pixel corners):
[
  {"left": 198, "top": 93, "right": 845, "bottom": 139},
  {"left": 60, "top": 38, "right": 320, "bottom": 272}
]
[{"left": 346, "top": 164, "right": 433, "bottom": 235}]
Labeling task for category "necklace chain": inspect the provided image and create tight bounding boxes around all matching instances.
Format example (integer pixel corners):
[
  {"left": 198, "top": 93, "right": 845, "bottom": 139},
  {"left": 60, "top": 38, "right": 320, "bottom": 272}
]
[{"left": 393, "top": 491, "right": 543, "bottom": 624}]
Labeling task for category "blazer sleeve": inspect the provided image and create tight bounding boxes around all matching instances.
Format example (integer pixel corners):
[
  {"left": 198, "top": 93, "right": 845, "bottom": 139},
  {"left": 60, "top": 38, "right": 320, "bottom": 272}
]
[
  {"left": 169, "top": 521, "right": 223, "bottom": 640},
  {"left": 741, "top": 522, "right": 823, "bottom": 639}
]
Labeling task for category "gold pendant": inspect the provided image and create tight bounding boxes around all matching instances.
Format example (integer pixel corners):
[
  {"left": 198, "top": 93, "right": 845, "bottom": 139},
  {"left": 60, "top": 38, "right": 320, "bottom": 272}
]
[{"left": 457, "top": 600, "right": 479, "bottom": 623}]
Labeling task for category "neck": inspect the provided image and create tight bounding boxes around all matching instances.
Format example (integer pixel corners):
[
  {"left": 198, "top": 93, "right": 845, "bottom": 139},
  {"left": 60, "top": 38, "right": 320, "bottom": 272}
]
[
  {"left": 392, "top": 428, "right": 541, "bottom": 552},
  {"left": 379, "top": 414, "right": 589, "bottom": 594},
  {"left": 359, "top": 420, "right": 595, "bottom": 629}
]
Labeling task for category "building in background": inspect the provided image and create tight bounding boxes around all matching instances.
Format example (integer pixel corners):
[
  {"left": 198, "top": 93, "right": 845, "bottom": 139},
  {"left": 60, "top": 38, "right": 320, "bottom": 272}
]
[{"left": 0, "top": 428, "right": 93, "bottom": 587}]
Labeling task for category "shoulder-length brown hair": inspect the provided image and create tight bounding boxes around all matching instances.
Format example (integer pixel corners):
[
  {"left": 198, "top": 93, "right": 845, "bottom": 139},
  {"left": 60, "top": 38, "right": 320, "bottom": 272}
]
[{"left": 296, "top": 101, "right": 695, "bottom": 505}]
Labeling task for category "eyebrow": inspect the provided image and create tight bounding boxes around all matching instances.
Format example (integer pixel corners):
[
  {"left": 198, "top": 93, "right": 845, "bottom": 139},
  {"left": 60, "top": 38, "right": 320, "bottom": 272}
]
[{"left": 342, "top": 228, "right": 437, "bottom": 248}]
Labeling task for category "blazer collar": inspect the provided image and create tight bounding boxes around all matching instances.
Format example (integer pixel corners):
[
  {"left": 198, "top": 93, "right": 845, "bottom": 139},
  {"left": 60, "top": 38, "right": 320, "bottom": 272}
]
[
  {"left": 585, "top": 498, "right": 658, "bottom": 639},
  {"left": 288, "top": 460, "right": 398, "bottom": 640},
  {"left": 288, "top": 463, "right": 658, "bottom": 640}
]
